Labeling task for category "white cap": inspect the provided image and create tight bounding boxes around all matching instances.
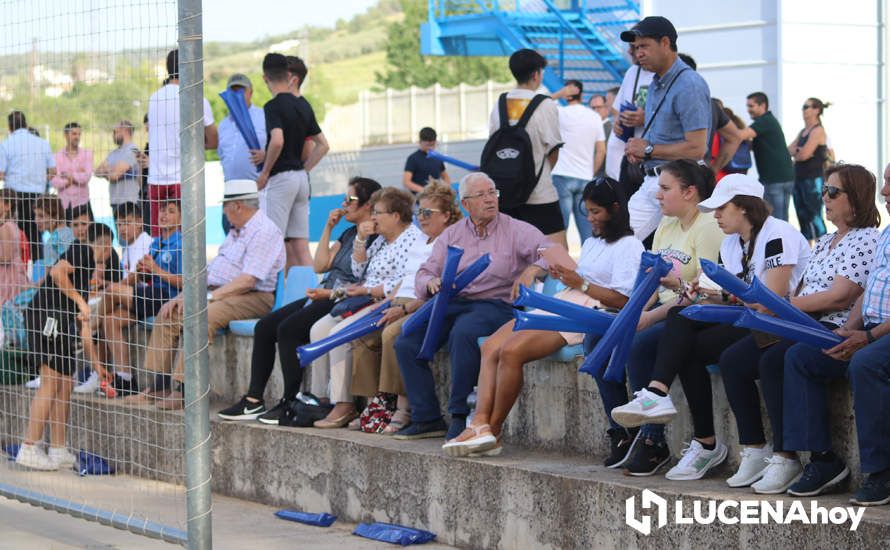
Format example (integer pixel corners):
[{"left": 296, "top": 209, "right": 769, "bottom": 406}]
[
  {"left": 221, "top": 179, "right": 259, "bottom": 203},
  {"left": 697, "top": 173, "right": 764, "bottom": 212}
]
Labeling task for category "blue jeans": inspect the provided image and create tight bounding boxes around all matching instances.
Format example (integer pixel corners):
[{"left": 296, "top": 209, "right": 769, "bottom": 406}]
[
  {"left": 395, "top": 299, "right": 513, "bottom": 423},
  {"left": 626, "top": 321, "right": 667, "bottom": 440},
  {"left": 783, "top": 330, "right": 890, "bottom": 473},
  {"left": 762, "top": 180, "right": 794, "bottom": 222},
  {"left": 552, "top": 175, "right": 592, "bottom": 239},
  {"left": 583, "top": 333, "right": 625, "bottom": 431},
  {"left": 793, "top": 176, "right": 827, "bottom": 240}
]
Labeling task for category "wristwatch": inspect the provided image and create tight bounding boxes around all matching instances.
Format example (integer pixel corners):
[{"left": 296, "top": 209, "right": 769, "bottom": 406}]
[
  {"left": 580, "top": 281, "right": 590, "bottom": 294},
  {"left": 866, "top": 329, "right": 876, "bottom": 344},
  {"left": 207, "top": 291, "right": 214, "bottom": 303},
  {"left": 643, "top": 144, "right": 654, "bottom": 161}
]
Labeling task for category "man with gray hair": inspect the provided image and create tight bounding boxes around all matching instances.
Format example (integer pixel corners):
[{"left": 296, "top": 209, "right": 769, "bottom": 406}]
[
  {"left": 394, "top": 172, "right": 554, "bottom": 440},
  {"left": 218, "top": 73, "right": 267, "bottom": 233},
  {"left": 96, "top": 120, "right": 141, "bottom": 217},
  {"left": 143, "top": 179, "right": 285, "bottom": 410}
]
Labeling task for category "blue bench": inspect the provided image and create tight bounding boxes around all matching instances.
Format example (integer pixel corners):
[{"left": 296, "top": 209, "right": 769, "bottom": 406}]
[{"left": 229, "top": 266, "right": 318, "bottom": 337}]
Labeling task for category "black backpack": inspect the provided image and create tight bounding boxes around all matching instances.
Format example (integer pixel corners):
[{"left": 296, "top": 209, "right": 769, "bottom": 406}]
[{"left": 480, "top": 93, "right": 549, "bottom": 210}]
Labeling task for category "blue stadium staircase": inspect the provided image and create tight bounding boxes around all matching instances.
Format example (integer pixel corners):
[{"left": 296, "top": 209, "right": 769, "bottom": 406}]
[{"left": 422, "top": 0, "right": 640, "bottom": 99}]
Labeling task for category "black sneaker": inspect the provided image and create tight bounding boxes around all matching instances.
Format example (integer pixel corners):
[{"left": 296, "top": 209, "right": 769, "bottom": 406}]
[
  {"left": 257, "top": 399, "right": 288, "bottom": 425},
  {"left": 217, "top": 396, "right": 265, "bottom": 421},
  {"left": 850, "top": 469, "right": 890, "bottom": 506},
  {"left": 623, "top": 437, "right": 671, "bottom": 476},
  {"left": 788, "top": 458, "right": 849, "bottom": 497},
  {"left": 393, "top": 418, "right": 448, "bottom": 440},
  {"left": 112, "top": 374, "right": 139, "bottom": 397},
  {"left": 605, "top": 428, "right": 639, "bottom": 468}
]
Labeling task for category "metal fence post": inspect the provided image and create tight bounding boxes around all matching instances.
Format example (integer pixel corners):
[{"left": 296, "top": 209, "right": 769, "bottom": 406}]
[{"left": 178, "top": 0, "right": 212, "bottom": 548}]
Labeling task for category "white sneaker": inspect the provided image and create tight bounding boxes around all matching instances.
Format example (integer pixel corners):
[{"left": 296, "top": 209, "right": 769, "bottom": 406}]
[
  {"left": 73, "top": 371, "right": 100, "bottom": 394},
  {"left": 665, "top": 439, "right": 727, "bottom": 481},
  {"left": 24, "top": 376, "right": 41, "bottom": 389},
  {"left": 610, "top": 388, "right": 678, "bottom": 428},
  {"left": 751, "top": 455, "right": 803, "bottom": 494},
  {"left": 15, "top": 444, "right": 58, "bottom": 471},
  {"left": 48, "top": 447, "right": 77, "bottom": 468},
  {"left": 726, "top": 445, "right": 772, "bottom": 488}
]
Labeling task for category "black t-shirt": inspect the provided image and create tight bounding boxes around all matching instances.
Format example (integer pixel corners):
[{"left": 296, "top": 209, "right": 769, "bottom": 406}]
[
  {"left": 264, "top": 93, "right": 322, "bottom": 176},
  {"left": 404, "top": 149, "right": 446, "bottom": 187},
  {"left": 29, "top": 241, "right": 96, "bottom": 318},
  {"left": 320, "top": 225, "right": 377, "bottom": 289}
]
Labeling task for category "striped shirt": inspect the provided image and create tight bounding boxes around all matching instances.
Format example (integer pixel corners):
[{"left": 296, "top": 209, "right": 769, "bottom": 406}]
[
  {"left": 208, "top": 210, "right": 284, "bottom": 292},
  {"left": 862, "top": 226, "right": 890, "bottom": 326}
]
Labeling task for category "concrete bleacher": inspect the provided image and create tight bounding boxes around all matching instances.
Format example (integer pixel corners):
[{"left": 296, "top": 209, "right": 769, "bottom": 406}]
[{"left": 2, "top": 329, "right": 888, "bottom": 548}]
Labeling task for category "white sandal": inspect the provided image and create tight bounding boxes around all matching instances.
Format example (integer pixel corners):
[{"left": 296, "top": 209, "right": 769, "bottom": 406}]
[{"left": 441, "top": 424, "right": 497, "bottom": 457}]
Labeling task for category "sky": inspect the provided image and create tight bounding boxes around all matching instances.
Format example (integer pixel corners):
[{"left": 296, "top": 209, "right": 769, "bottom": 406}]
[{"left": 204, "top": 0, "right": 380, "bottom": 42}]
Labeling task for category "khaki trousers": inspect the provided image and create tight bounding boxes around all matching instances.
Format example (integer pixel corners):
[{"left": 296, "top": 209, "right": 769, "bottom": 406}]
[{"left": 350, "top": 297, "right": 411, "bottom": 397}]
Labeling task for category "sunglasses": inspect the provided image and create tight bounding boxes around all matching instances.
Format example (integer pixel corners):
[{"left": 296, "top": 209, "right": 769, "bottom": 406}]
[
  {"left": 343, "top": 195, "right": 360, "bottom": 204},
  {"left": 417, "top": 207, "right": 443, "bottom": 218},
  {"left": 802, "top": 104, "right": 816, "bottom": 110},
  {"left": 822, "top": 185, "right": 846, "bottom": 199}
]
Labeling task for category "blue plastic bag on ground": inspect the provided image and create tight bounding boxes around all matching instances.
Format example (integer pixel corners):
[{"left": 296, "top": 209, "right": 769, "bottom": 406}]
[
  {"left": 77, "top": 450, "right": 115, "bottom": 476},
  {"left": 353, "top": 522, "right": 436, "bottom": 545},
  {"left": 4, "top": 443, "right": 19, "bottom": 459},
  {"left": 275, "top": 509, "right": 337, "bottom": 527}
]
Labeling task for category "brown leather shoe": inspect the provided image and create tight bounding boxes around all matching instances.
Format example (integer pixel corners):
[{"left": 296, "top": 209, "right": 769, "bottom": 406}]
[
  {"left": 156, "top": 390, "right": 184, "bottom": 411},
  {"left": 313, "top": 410, "right": 358, "bottom": 429}
]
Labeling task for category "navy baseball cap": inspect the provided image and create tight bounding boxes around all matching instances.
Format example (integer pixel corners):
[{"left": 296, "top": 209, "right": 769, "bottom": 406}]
[{"left": 620, "top": 16, "right": 678, "bottom": 44}]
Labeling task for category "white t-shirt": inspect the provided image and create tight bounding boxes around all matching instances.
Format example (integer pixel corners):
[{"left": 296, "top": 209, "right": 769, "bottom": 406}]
[
  {"left": 394, "top": 235, "right": 435, "bottom": 300},
  {"left": 121, "top": 232, "right": 154, "bottom": 273},
  {"left": 798, "top": 227, "right": 880, "bottom": 326},
  {"left": 718, "top": 216, "right": 811, "bottom": 295},
  {"left": 488, "top": 88, "right": 562, "bottom": 205},
  {"left": 576, "top": 234, "right": 644, "bottom": 297},
  {"left": 148, "top": 83, "right": 215, "bottom": 185},
  {"left": 605, "top": 65, "right": 654, "bottom": 181},
  {"left": 552, "top": 103, "right": 605, "bottom": 180}
]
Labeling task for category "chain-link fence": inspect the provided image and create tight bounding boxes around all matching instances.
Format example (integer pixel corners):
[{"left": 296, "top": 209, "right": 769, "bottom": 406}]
[{"left": 0, "top": 0, "right": 210, "bottom": 546}]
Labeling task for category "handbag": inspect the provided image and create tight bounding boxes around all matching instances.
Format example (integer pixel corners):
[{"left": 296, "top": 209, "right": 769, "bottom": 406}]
[
  {"left": 618, "top": 68, "right": 690, "bottom": 198},
  {"left": 330, "top": 294, "right": 374, "bottom": 318}
]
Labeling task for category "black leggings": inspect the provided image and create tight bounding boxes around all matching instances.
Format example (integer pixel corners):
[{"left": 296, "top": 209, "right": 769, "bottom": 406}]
[
  {"left": 718, "top": 335, "right": 791, "bottom": 451},
  {"left": 650, "top": 306, "right": 749, "bottom": 440},
  {"left": 246, "top": 297, "right": 334, "bottom": 401}
]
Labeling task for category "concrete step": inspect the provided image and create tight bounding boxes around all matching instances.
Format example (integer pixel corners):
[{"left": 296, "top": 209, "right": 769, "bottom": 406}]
[
  {"left": 209, "top": 333, "right": 862, "bottom": 484},
  {"left": 1, "top": 389, "right": 887, "bottom": 549}
]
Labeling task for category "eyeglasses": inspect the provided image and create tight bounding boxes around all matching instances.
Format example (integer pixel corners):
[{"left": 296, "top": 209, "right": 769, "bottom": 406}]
[
  {"left": 822, "top": 185, "right": 846, "bottom": 199},
  {"left": 371, "top": 209, "right": 393, "bottom": 216},
  {"left": 463, "top": 188, "right": 500, "bottom": 200},
  {"left": 417, "top": 207, "right": 443, "bottom": 218}
]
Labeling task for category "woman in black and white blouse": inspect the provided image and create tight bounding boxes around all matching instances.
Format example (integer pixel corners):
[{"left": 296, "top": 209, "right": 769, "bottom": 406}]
[{"left": 718, "top": 163, "right": 880, "bottom": 495}]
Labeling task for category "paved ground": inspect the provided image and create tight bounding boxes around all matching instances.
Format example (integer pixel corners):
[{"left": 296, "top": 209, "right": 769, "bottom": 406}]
[{"left": 0, "top": 461, "right": 454, "bottom": 549}]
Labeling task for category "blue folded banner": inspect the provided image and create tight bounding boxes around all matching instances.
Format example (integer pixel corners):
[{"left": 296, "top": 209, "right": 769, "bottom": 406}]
[
  {"left": 4, "top": 443, "right": 19, "bottom": 460},
  {"left": 353, "top": 521, "right": 437, "bottom": 546},
  {"left": 275, "top": 509, "right": 337, "bottom": 527},
  {"left": 77, "top": 450, "right": 115, "bottom": 476}
]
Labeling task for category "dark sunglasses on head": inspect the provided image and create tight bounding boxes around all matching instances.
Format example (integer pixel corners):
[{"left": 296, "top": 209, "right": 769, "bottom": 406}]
[
  {"left": 822, "top": 185, "right": 845, "bottom": 199},
  {"left": 802, "top": 104, "right": 815, "bottom": 110},
  {"left": 417, "top": 207, "right": 443, "bottom": 218}
]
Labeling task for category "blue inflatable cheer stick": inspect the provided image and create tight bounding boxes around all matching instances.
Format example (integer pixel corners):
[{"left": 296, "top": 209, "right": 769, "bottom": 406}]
[
  {"left": 513, "top": 310, "right": 613, "bottom": 335},
  {"left": 297, "top": 301, "right": 391, "bottom": 366},
  {"left": 699, "top": 258, "right": 753, "bottom": 301},
  {"left": 732, "top": 309, "right": 843, "bottom": 349},
  {"left": 680, "top": 304, "right": 746, "bottom": 324},
  {"left": 417, "top": 246, "right": 464, "bottom": 360},
  {"left": 512, "top": 285, "right": 616, "bottom": 331},
  {"left": 746, "top": 277, "right": 827, "bottom": 332},
  {"left": 427, "top": 149, "right": 480, "bottom": 172},
  {"left": 401, "top": 253, "right": 492, "bottom": 337}
]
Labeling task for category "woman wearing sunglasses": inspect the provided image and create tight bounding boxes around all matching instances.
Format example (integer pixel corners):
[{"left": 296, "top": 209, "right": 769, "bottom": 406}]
[
  {"left": 718, "top": 163, "right": 879, "bottom": 496},
  {"left": 442, "top": 177, "right": 644, "bottom": 457},
  {"left": 790, "top": 97, "right": 831, "bottom": 242},
  {"left": 611, "top": 173, "right": 811, "bottom": 483},
  {"left": 348, "top": 182, "right": 463, "bottom": 433}
]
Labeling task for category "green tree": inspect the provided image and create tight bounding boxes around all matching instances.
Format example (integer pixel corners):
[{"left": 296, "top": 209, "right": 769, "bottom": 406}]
[{"left": 375, "top": 0, "right": 511, "bottom": 90}]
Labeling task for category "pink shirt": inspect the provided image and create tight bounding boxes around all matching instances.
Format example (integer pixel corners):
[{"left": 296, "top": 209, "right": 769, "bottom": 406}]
[
  {"left": 51, "top": 149, "right": 93, "bottom": 208},
  {"left": 415, "top": 213, "right": 551, "bottom": 303},
  {"left": 208, "top": 210, "right": 285, "bottom": 292}
]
